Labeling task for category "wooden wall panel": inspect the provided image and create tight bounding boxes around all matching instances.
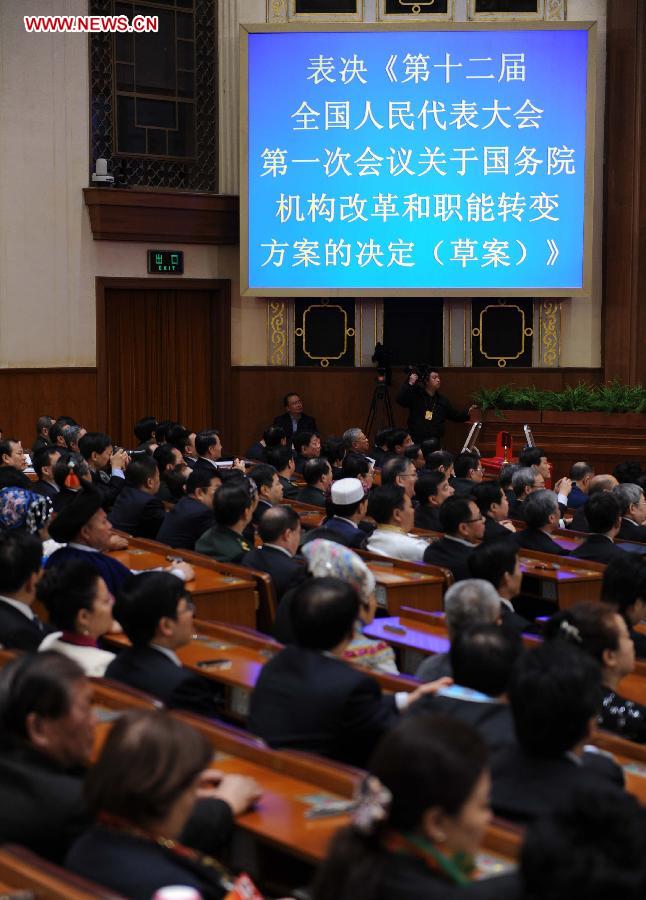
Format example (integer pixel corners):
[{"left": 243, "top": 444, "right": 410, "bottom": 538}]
[
  {"left": 0, "top": 369, "right": 97, "bottom": 449},
  {"left": 230, "top": 367, "right": 602, "bottom": 456}
]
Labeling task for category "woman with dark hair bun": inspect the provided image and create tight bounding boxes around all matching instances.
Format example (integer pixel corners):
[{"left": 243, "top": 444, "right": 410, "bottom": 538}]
[
  {"left": 66, "top": 710, "right": 251, "bottom": 899},
  {"left": 545, "top": 602, "right": 646, "bottom": 744},
  {"left": 314, "top": 715, "right": 513, "bottom": 900}
]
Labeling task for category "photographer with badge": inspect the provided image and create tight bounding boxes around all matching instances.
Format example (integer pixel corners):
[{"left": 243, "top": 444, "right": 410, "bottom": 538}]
[{"left": 396, "top": 365, "right": 478, "bottom": 449}]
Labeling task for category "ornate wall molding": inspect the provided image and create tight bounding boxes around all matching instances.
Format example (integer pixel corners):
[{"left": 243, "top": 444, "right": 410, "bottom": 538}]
[
  {"left": 268, "top": 300, "right": 290, "bottom": 365},
  {"left": 538, "top": 300, "right": 561, "bottom": 367}
]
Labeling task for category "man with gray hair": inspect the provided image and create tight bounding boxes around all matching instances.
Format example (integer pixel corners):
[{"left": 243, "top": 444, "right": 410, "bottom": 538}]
[
  {"left": 416, "top": 579, "right": 501, "bottom": 682},
  {"left": 514, "top": 489, "right": 570, "bottom": 556},
  {"left": 615, "top": 482, "right": 646, "bottom": 542},
  {"left": 509, "top": 466, "right": 543, "bottom": 519},
  {"left": 342, "top": 427, "right": 372, "bottom": 461}
]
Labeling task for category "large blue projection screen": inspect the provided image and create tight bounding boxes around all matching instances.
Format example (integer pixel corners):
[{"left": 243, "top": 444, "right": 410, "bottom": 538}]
[{"left": 242, "top": 25, "right": 595, "bottom": 297}]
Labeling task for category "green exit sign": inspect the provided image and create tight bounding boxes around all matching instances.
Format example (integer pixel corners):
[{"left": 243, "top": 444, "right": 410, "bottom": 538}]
[{"left": 147, "top": 250, "right": 184, "bottom": 274}]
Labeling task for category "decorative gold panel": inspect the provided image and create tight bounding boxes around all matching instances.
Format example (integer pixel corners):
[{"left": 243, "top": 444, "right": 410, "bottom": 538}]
[
  {"left": 268, "top": 300, "right": 289, "bottom": 365},
  {"left": 538, "top": 300, "right": 561, "bottom": 367}
]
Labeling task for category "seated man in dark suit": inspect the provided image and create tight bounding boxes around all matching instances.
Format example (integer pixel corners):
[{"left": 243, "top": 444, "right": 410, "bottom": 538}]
[
  {"left": 245, "top": 425, "right": 286, "bottom": 463},
  {"left": 379, "top": 428, "right": 414, "bottom": 466},
  {"left": 571, "top": 492, "right": 629, "bottom": 564},
  {"left": 0, "top": 651, "right": 259, "bottom": 865},
  {"left": 248, "top": 577, "right": 447, "bottom": 767},
  {"left": 273, "top": 391, "right": 317, "bottom": 437},
  {"left": 491, "top": 641, "right": 625, "bottom": 824},
  {"left": 341, "top": 427, "right": 372, "bottom": 463},
  {"left": 0, "top": 529, "right": 51, "bottom": 650},
  {"left": 602, "top": 555, "right": 646, "bottom": 658},
  {"left": 296, "top": 457, "right": 332, "bottom": 508},
  {"left": 508, "top": 466, "right": 543, "bottom": 520},
  {"left": 249, "top": 463, "right": 283, "bottom": 526},
  {"left": 32, "top": 414, "right": 55, "bottom": 455},
  {"left": 293, "top": 430, "right": 321, "bottom": 474},
  {"left": 469, "top": 539, "right": 532, "bottom": 634},
  {"left": 423, "top": 496, "right": 485, "bottom": 582},
  {"left": 424, "top": 449, "right": 455, "bottom": 479},
  {"left": 567, "top": 460, "right": 595, "bottom": 509},
  {"left": 107, "top": 571, "right": 222, "bottom": 716},
  {"left": 473, "top": 481, "right": 517, "bottom": 542},
  {"left": 568, "top": 473, "right": 619, "bottom": 532},
  {"left": 341, "top": 451, "right": 375, "bottom": 492},
  {"left": 79, "top": 431, "right": 128, "bottom": 510},
  {"left": 31, "top": 444, "right": 61, "bottom": 501},
  {"left": 451, "top": 451, "right": 484, "bottom": 498},
  {"left": 193, "top": 429, "right": 224, "bottom": 474},
  {"left": 108, "top": 454, "right": 166, "bottom": 539},
  {"left": 381, "top": 456, "right": 418, "bottom": 500},
  {"left": 153, "top": 442, "right": 190, "bottom": 503},
  {"left": 0, "top": 438, "right": 31, "bottom": 489},
  {"left": 133, "top": 415, "right": 158, "bottom": 452},
  {"left": 414, "top": 471, "right": 454, "bottom": 532},
  {"left": 371, "top": 426, "right": 395, "bottom": 469},
  {"left": 166, "top": 423, "right": 197, "bottom": 470},
  {"left": 614, "top": 482, "right": 646, "bottom": 542},
  {"left": 195, "top": 477, "right": 255, "bottom": 563},
  {"left": 410, "top": 624, "right": 521, "bottom": 756},
  {"left": 242, "top": 505, "right": 306, "bottom": 601},
  {"left": 302, "top": 477, "right": 369, "bottom": 550},
  {"left": 514, "top": 489, "right": 571, "bottom": 556},
  {"left": 265, "top": 444, "right": 299, "bottom": 499},
  {"left": 156, "top": 467, "right": 221, "bottom": 550}
]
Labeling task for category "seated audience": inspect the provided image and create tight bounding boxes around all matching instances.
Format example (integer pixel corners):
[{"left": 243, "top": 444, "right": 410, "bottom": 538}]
[
  {"left": 283, "top": 540, "right": 398, "bottom": 674},
  {"left": 154, "top": 442, "right": 189, "bottom": 503},
  {"left": 297, "top": 457, "right": 333, "bottom": 507},
  {"left": 66, "top": 711, "right": 261, "bottom": 900},
  {"left": 108, "top": 454, "right": 166, "bottom": 539},
  {"left": 195, "top": 477, "right": 255, "bottom": 562},
  {"left": 410, "top": 625, "right": 522, "bottom": 756},
  {"left": 273, "top": 391, "right": 317, "bottom": 436},
  {"left": 546, "top": 603, "right": 646, "bottom": 744},
  {"left": 293, "top": 430, "right": 321, "bottom": 473},
  {"left": 518, "top": 445, "right": 552, "bottom": 483},
  {"left": 423, "top": 496, "right": 485, "bottom": 582},
  {"left": 52, "top": 454, "right": 92, "bottom": 513},
  {"left": 0, "top": 529, "right": 51, "bottom": 650},
  {"left": 509, "top": 466, "right": 543, "bottom": 519},
  {"left": 249, "top": 462, "right": 283, "bottom": 524},
  {"left": 133, "top": 415, "right": 158, "bottom": 452},
  {"left": 614, "top": 481, "right": 646, "bottom": 542},
  {"left": 570, "top": 492, "right": 628, "bottom": 564},
  {"left": 107, "top": 571, "right": 222, "bottom": 715},
  {"left": 79, "top": 431, "right": 127, "bottom": 509},
  {"left": 602, "top": 554, "right": 646, "bottom": 658},
  {"left": 63, "top": 425, "right": 86, "bottom": 455},
  {"left": 31, "top": 444, "right": 61, "bottom": 500},
  {"left": 302, "top": 477, "right": 369, "bottom": 550},
  {"left": 265, "top": 444, "right": 299, "bottom": 499},
  {"left": 416, "top": 579, "right": 502, "bottom": 682},
  {"left": 32, "top": 414, "right": 56, "bottom": 454},
  {"left": 49, "top": 421, "right": 71, "bottom": 451},
  {"left": 314, "top": 716, "right": 515, "bottom": 900},
  {"left": 499, "top": 462, "right": 519, "bottom": 507},
  {"left": 367, "top": 484, "right": 428, "bottom": 562},
  {"left": 414, "top": 471, "right": 454, "bottom": 532},
  {"left": 567, "top": 461, "right": 595, "bottom": 509},
  {"left": 520, "top": 788, "right": 646, "bottom": 900},
  {"left": 491, "top": 641, "right": 625, "bottom": 824},
  {"left": 0, "top": 437, "right": 31, "bottom": 489},
  {"left": 451, "top": 452, "right": 484, "bottom": 497},
  {"left": 472, "top": 481, "right": 516, "bottom": 542},
  {"left": 372, "top": 426, "right": 396, "bottom": 468},
  {"left": 381, "top": 456, "right": 418, "bottom": 499},
  {"left": 342, "top": 427, "right": 372, "bottom": 461},
  {"left": 194, "top": 429, "right": 223, "bottom": 473},
  {"left": 341, "top": 452, "right": 375, "bottom": 492},
  {"left": 513, "top": 489, "right": 571, "bottom": 556},
  {"left": 37, "top": 560, "right": 116, "bottom": 676},
  {"left": 424, "top": 449, "right": 455, "bottom": 479},
  {"left": 166, "top": 423, "right": 196, "bottom": 470},
  {"left": 404, "top": 443, "right": 425, "bottom": 471},
  {"left": 321, "top": 436, "right": 347, "bottom": 480},
  {"left": 569, "top": 473, "right": 619, "bottom": 532},
  {"left": 249, "top": 577, "right": 448, "bottom": 766},
  {"left": 380, "top": 428, "right": 414, "bottom": 464},
  {"left": 242, "top": 504, "right": 306, "bottom": 601},
  {"left": 245, "top": 424, "right": 286, "bottom": 462},
  {"left": 468, "top": 540, "right": 531, "bottom": 634},
  {"left": 156, "top": 467, "right": 220, "bottom": 550}
]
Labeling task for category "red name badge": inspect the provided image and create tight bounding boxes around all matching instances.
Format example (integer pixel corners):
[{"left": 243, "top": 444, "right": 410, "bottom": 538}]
[{"left": 224, "top": 873, "right": 264, "bottom": 900}]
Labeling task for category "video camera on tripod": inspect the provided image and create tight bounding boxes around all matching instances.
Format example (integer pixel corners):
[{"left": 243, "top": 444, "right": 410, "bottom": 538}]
[{"left": 365, "top": 343, "right": 394, "bottom": 437}]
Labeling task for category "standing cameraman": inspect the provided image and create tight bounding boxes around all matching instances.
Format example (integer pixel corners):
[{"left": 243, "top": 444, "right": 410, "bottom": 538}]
[{"left": 396, "top": 366, "right": 478, "bottom": 448}]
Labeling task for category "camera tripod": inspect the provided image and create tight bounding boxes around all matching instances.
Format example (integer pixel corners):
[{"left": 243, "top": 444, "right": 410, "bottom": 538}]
[{"left": 364, "top": 378, "right": 395, "bottom": 438}]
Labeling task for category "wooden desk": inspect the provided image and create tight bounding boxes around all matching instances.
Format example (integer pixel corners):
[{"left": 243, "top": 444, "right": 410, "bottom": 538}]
[
  {"left": 0, "top": 845, "right": 122, "bottom": 899},
  {"left": 357, "top": 551, "right": 449, "bottom": 615},
  {"left": 107, "top": 543, "right": 258, "bottom": 628},
  {"left": 363, "top": 615, "right": 450, "bottom": 674},
  {"left": 517, "top": 550, "right": 605, "bottom": 609}
]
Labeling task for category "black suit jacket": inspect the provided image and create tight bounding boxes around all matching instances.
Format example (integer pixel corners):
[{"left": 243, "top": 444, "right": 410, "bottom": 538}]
[
  {"left": 105, "top": 645, "right": 222, "bottom": 717},
  {"left": 568, "top": 504, "right": 590, "bottom": 532},
  {"left": 0, "top": 466, "right": 32, "bottom": 489},
  {"left": 242, "top": 545, "right": 307, "bottom": 601},
  {"left": 273, "top": 412, "right": 317, "bottom": 436},
  {"left": 0, "top": 600, "right": 49, "bottom": 651},
  {"left": 296, "top": 485, "right": 327, "bottom": 507},
  {"left": 108, "top": 485, "right": 166, "bottom": 539},
  {"left": 514, "top": 527, "right": 571, "bottom": 556},
  {"left": 451, "top": 477, "right": 477, "bottom": 498},
  {"left": 252, "top": 498, "right": 273, "bottom": 526},
  {"left": 156, "top": 495, "right": 215, "bottom": 550},
  {"left": 193, "top": 457, "right": 221, "bottom": 476},
  {"left": 571, "top": 534, "right": 629, "bottom": 565},
  {"left": 423, "top": 537, "right": 475, "bottom": 582},
  {"left": 483, "top": 516, "right": 516, "bottom": 543},
  {"left": 378, "top": 853, "right": 519, "bottom": 900},
  {"left": 414, "top": 505, "right": 442, "bottom": 532},
  {"left": 491, "top": 745, "right": 625, "bottom": 825},
  {"left": 90, "top": 468, "right": 124, "bottom": 510},
  {"left": 500, "top": 602, "right": 533, "bottom": 636},
  {"left": 278, "top": 474, "right": 299, "bottom": 499},
  {"left": 618, "top": 518, "right": 646, "bottom": 543},
  {"left": 248, "top": 645, "right": 398, "bottom": 767},
  {"left": 31, "top": 479, "right": 58, "bottom": 501},
  {"left": 409, "top": 693, "right": 516, "bottom": 757}
]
